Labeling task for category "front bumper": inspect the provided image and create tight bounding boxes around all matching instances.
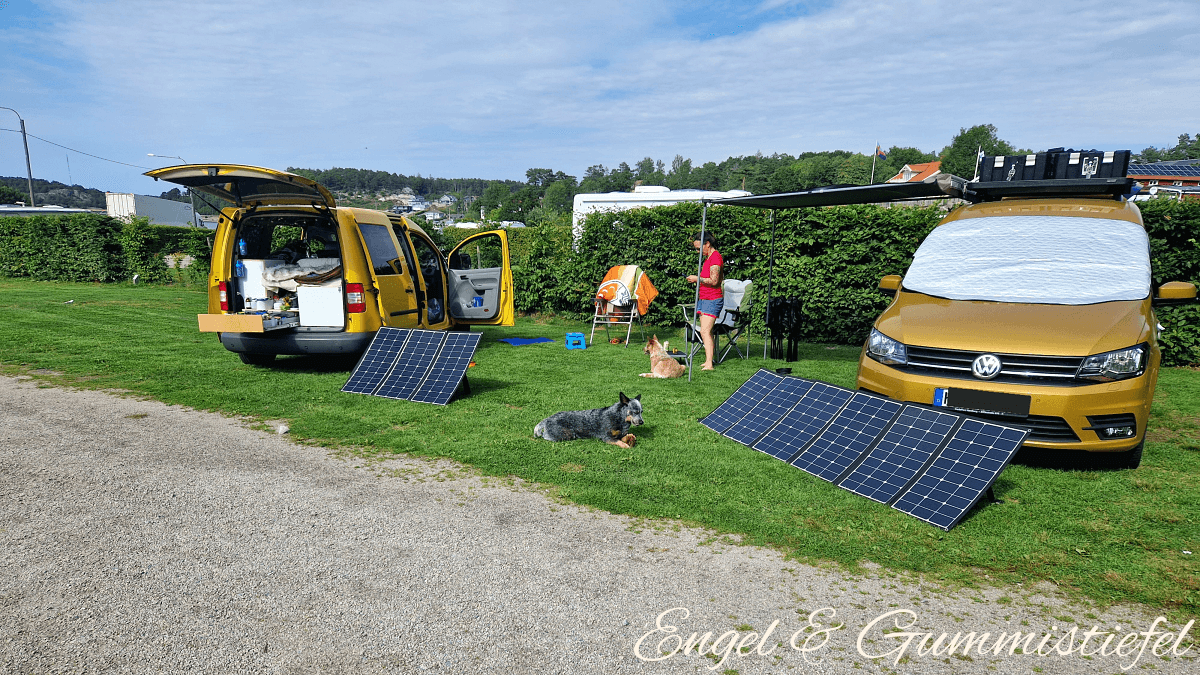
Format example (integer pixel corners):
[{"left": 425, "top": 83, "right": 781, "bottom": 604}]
[{"left": 855, "top": 348, "right": 1153, "bottom": 453}]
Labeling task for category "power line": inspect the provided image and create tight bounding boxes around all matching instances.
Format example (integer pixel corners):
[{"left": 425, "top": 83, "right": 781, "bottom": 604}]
[{"left": 0, "top": 127, "right": 153, "bottom": 170}]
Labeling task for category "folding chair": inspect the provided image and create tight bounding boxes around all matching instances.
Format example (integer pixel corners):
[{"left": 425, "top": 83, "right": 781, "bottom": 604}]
[
  {"left": 589, "top": 265, "right": 658, "bottom": 347},
  {"left": 676, "top": 279, "right": 754, "bottom": 366}
]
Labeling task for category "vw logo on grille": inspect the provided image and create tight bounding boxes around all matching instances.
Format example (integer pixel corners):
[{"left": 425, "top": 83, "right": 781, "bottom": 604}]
[{"left": 972, "top": 354, "right": 1002, "bottom": 379}]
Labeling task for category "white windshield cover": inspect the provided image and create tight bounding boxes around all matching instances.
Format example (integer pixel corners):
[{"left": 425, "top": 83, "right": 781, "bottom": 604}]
[{"left": 902, "top": 215, "right": 1150, "bottom": 305}]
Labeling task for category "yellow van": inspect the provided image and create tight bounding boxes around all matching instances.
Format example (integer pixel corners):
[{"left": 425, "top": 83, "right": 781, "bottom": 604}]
[
  {"left": 857, "top": 166, "right": 1197, "bottom": 468},
  {"left": 146, "top": 165, "right": 515, "bottom": 365}
]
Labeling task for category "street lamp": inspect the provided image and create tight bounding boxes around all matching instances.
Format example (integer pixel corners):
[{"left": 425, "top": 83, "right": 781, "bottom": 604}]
[
  {"left": 147, "top": 153, "right": 198, "bottom": 227},
  {"left": 1, "top": 106, "right": 37, "bottom": 207}
]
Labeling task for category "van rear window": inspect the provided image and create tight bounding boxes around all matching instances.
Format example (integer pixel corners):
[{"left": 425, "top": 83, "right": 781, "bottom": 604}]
[{"left": 902, "top": 216, "right": 1151, "bottom": 305}]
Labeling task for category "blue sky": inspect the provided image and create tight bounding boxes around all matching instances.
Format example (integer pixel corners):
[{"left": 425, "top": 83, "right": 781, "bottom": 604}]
[{"left": 1, "top": 0, "right": 1197, "bottom": 195}]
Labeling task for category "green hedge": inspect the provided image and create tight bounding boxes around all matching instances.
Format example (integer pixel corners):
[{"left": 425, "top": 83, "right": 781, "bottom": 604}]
[
  {"left": 509, "top": 199, "right": 1200, "bottom": 366},
  {"left": 0, "top": 214, "right": 212, "bottom": 284}
]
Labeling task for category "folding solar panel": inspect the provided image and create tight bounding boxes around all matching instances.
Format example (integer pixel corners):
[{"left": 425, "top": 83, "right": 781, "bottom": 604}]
[
  {"left": 891, "top": 418, "right": 1028, "bottom": 530},
  {"left": 699, "top": 372, "right": 1027, "bottom": 529},
  {"left": 793, "top": 392, "right": 902, "bottom": 481},
  {"left": 374, "top": 329, "right": 447, "bottom": 400},
  {"left": 753, "top": 381, "right": 853, "bottom": 462},
  {"left": 409, "top": 332, "right": 482, "bottom": 406},
  {"left": 700, "top": 370, "right": 783, "bottom": 434},
  {"left": 341, "top": 327, "right": 411, "bottom": 395},
  {"left": 836, "top": 406, "right": 958, "bottom": 504},
  {"left": 724, "top": 377, "right": 813, "bottom": 447}
]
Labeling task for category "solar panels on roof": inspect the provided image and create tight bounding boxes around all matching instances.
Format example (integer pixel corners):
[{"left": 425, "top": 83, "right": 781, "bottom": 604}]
[
  {"left": 701, "top": 370, "right": 1027, "bottom": 530},
  {"left": 342, "top": 328, "right": 479, "bottom": 405},
  {"left": 1127, "top": 163, "right": 1200, "bottom": 177}
]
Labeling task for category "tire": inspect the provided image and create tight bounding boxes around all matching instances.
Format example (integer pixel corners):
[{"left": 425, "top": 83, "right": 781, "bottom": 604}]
[
  {"left": 1092, "top": 440, "right": 1143, "bottom": 470},
  {"left": 238, "top": 352, "right": 277, "bottom": 366}
]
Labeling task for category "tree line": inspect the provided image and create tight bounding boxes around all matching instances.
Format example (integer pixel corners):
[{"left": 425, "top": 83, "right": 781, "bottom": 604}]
[{"left": 5, "top": 127, "right": 1195, "bottom": 211}]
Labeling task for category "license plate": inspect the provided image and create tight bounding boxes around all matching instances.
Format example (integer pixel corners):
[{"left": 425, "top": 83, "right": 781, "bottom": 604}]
[{"left": 934, "top": 387, "right": 1031, "bottom": 417}]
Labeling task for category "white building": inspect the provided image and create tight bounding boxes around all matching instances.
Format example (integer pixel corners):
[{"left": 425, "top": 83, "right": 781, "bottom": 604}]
[
  {"left": 571, "top": 185, "right": 751, "bottom": 240},
  {"left": 105, "top": 193, "right": 200, "bottom": 227}
]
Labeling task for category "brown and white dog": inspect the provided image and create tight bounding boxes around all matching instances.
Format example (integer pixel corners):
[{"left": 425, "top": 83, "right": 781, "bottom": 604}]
[{"left": 639, "top": 335, "right": 686, "bottom": 379}]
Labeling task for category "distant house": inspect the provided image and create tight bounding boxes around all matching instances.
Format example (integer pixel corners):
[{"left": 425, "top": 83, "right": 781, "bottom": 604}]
[
  {"left": 436, "top": 194, "right": 457, "bottom": 206},
  {"left": 886, "top": 161, "right": 942, "bottom": 183},
  {"left": 410, "top": 197, "right": 430, "bottom": 211},
  {"left": 1127, "top": 159, "right": 1200, "bottom": 189}
]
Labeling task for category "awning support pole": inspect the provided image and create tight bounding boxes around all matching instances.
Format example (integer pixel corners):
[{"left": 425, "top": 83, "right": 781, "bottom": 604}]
[{"left": 689, "top": 202, "right": 708, "bottom": 382}]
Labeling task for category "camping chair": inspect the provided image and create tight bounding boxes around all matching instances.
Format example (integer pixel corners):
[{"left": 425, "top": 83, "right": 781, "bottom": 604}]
[
  {"left": 676, "top": 279, "right": 754, "bottom": 366},
  {"left": 590, "top": 265, "right": 658, "bottom": 347}
]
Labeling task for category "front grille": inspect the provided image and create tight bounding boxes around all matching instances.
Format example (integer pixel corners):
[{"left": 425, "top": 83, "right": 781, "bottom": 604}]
[
  {"left": 955, "top": 410, "right": 1081, "bottom": 443},
  {"left": 902, "top": 345, "right": 1086, "bottom": 386}
]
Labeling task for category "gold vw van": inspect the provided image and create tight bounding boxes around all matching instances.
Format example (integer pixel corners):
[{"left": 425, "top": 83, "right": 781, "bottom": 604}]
[
  {"left": 146, "top": 165, "right": 514, "bottom": 365},
  {"left": 857, "top": 178, "right": 1197, "bottom": 468}
]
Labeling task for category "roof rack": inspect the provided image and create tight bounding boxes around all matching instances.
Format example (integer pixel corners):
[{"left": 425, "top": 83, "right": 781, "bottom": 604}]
[{"left": 709, "top": 149, "right": 1136, "bottom": 209}]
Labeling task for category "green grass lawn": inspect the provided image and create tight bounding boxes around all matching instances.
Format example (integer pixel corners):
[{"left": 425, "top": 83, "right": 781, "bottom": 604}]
[{"left": 1, "top": 278, "right": 1197, "bottom": 616}]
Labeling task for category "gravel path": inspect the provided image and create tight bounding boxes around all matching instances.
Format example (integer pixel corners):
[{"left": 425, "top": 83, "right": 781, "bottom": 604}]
[{"left": 1, "top": 375, "right": 1194, "bottom": 674}]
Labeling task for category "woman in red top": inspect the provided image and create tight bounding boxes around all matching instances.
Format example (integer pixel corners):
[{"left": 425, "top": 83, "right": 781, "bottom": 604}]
[{"left": 686, "top": 232, "right": 723, "bottom": 370}]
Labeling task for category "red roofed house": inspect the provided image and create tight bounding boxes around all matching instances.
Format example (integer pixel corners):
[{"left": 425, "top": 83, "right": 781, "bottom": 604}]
[{"left": 886, "top": 161, "right": 941, "bottom": 183}]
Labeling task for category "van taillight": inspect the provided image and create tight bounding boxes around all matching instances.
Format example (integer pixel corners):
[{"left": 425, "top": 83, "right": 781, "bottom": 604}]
[
  {"left": 346, "top": 283, "right": 366, "bottom": 313},
  {"left": 218, "top": 281, "right": 229, "bottom": 311}
]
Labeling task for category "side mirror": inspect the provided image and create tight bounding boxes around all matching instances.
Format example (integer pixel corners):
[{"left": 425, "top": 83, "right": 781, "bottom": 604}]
[
  {"left": 878, "top": 275, "right": 901, "bottom": 298},
  {"left": 1153, "top": 281, "right": 1198, "bottom": 306}
]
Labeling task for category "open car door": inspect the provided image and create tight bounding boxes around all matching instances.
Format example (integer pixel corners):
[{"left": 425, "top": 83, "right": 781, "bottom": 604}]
[{"left": 446, "top": 230, "right": 515, "bottom": 326}]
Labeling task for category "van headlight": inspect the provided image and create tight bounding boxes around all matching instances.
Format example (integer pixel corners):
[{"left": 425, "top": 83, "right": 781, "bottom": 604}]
[
  {"left": 1077, "top": 344, "right": 1147, "bottom": 382},
  {"left": 867, "top": 329, "right": 908, "bottom": 366}
]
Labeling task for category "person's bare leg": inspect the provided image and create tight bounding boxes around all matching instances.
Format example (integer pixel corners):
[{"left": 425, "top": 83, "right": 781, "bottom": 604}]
[{"left": 700, "top": 313, "right": 717, "bottom": 370}]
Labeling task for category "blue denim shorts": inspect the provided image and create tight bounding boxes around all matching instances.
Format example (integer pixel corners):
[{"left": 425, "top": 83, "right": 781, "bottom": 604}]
[{"left": 697, "top": 298, "right": 724, "bottom": 319}]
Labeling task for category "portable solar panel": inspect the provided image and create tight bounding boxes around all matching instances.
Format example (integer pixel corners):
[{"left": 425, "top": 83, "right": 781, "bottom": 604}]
[
  {"left": 792, "top": 392, "right": 902, "bottom": 481},
  {"left": 341, "top": 327, "right": 411, "bottom": 395},
  {"left": 891, "top": 418, "right": 1028, "bottom": 530},
  {"left": 724, "top": 376, "right": 813, "bottom": 447},
  {"left": 699, "top": 370, "right": 783, "bottom": 434},
  {"left": 835, "top": 406, "right": 959, "bottom": 504},
  {"left": 374, "top": 329, "right": 447, "bottom": 400},
  {"left": 753, "top": 381, "right": 853, "bottom": 462},
  {"left": 409, "top": 332, "right": 482, "bottom": 406}
]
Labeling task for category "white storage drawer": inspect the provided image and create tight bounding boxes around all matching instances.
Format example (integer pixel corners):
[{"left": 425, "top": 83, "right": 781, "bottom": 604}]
[{"left": 297, "top": 282, "right": 345, "bottom": 327}]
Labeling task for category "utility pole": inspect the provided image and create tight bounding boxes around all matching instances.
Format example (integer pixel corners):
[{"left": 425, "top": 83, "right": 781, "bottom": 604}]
[
  {"left": 147, "top": 153, "right": 198, "bottom": 227},
  {"left": 1, "top": 107, "right": 37, "bottom": 206}
]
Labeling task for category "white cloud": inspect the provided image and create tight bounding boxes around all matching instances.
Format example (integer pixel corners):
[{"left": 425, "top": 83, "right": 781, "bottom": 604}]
[{"left": 1, "top": 0, "right": 1197, "bottom": 193}]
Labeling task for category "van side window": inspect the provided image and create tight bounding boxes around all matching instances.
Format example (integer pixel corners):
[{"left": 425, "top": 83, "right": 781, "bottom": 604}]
[
  {"left": 450, "top": 233, "right": 504, "bottom": 270},
  {"left": 358, "top": 224, "right": 402, "bottom": 275}
]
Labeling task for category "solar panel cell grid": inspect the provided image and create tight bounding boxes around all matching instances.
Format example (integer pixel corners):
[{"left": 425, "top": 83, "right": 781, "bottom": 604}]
[
  {"left": 792, "top": 393, "right": 901, "bottom": 482},
  {"left": 410, "top": 332, "right": 482, "bottom": 405},
  {"left": 700, "top": 370, "right": 783, "bottom": 434},
  {"left": 752, "top": 382, "right": 852, "bottom": 462},
  {"left": 837, "top": 406, "right": 958, "bottom": 503},
  {"left": 374, "top": 330, "right": 446, "bottom": 400},
  {"left": 341, "top": 327, "right": 410, "bottom": 395},
  {"left": 725, "top": 377, "right": 814, "bottom": 447},
  {"left": 892, "top": 419, "right": 1027, "bottom": 530}
]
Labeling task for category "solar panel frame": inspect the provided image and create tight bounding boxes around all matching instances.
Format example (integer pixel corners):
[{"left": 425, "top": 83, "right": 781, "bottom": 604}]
[
  {"left": 891, "top": 418, "right": 1028, "bottom": 530},
  {"left": 835, "top": 406, "right": 960, "bottom": 504},
  {"left": 724, "top": 376, "right": 814, "bottom": 447},
  {"left": 341, "top": 327, "right": 411, "bottom": 395},
  {"left": 409, "top": 332, "right": 482, "bottom": 406},
  {"left": 752, "top": 381, "right": 853, "bottom": 462},
  {"left": 700, "top": 370, "right": 784, "bottom": 434},
  {"left": 791, "top": 392, "right": 903, "bottom": 482},
  {"left": 374, "top": 329, "right": 447, "bottom": 400}
]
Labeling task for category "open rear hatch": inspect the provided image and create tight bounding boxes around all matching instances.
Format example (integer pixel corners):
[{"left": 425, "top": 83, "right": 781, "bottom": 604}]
[{"left": 144, "top": 164, "right": 336, "bottom": 208}]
